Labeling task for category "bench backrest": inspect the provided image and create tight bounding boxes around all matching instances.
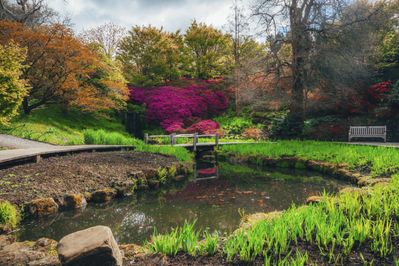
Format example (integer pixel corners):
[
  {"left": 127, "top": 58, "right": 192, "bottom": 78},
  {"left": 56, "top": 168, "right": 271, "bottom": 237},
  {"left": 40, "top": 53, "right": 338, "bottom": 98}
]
[{"left": 349, "top": 126, "right": 386, "bottom": 136}]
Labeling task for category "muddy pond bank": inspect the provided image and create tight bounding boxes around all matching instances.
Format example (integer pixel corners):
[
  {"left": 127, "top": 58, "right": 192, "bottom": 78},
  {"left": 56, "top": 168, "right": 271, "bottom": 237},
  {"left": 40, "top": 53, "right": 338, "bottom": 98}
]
[{"left": 0, "top": 151, "right": 189, "bottom": 206}]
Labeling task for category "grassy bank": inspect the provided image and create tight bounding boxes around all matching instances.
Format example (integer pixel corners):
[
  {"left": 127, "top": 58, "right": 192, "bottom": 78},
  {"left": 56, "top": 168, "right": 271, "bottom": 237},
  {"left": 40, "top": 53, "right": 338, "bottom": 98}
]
[
  {"left": 0, "top": 105, "right": 192, "bottom": 162},
  {"left": 220, "top": 141, "right": 399, "bottom": 177},
  {"left": 0, "top": 105, "right": 126, "bottom": 145}
]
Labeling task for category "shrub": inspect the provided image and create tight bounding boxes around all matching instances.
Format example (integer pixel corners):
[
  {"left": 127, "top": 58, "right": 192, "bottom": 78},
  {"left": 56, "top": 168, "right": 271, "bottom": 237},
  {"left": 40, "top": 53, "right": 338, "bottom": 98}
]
[
  {"left": 129, "top": 85, "right": 228, "bottom": 132},
  {"left": 215, "top": 116, "right": 253, "bottom": 136},
  {"left": 0, "top": 200, "right": 20, "bottom": 230},
  {"left": 242, "top": 127, "right": 264, "bottom": 140},
  {"left": 185, "top": 119, "right": 220, "bottom": 134}
]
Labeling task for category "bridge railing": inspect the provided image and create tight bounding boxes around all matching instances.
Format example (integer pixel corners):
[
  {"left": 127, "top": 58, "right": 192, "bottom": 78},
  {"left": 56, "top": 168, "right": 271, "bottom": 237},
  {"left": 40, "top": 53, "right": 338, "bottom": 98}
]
[{"left": 144, "top": 133, "right": 219, "bottom": 151}]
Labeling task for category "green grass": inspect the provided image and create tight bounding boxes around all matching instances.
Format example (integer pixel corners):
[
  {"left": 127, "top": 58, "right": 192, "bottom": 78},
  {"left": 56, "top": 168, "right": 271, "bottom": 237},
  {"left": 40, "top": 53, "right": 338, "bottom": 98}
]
[
  {"left": 220, "top": 140, "right": 399, "bottom": 177},
  {"left": 150, "top": 176, "right": 399, "bottom": 264},
  {"left": 223, "top": 177, "right": 399, "bottom": 263},
  {"left": 84, "top": 129, "right": 192, "bottom": 162},
  {"left": 147, "top": 220, "right": 219, "bottom": 256},
  {"left": 0, "top": 105, "right": 127, "bottom": 145},
  {"left": 0, "top": 200, "right": 20, "bottom": 230}
]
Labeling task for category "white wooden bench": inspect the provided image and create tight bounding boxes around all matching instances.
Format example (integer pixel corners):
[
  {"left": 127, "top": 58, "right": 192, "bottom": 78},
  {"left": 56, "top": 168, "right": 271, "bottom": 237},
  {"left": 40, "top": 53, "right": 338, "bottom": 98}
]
[{"left": 348, "top": 126, "right": 387, "bottom": 142}]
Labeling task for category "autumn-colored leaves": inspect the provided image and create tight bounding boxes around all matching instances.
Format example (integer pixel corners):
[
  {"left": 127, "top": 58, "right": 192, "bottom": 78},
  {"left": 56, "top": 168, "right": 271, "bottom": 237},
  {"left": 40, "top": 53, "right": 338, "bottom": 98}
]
[{"left": 0, "top": 20, "right": 128, "bottom": 119}]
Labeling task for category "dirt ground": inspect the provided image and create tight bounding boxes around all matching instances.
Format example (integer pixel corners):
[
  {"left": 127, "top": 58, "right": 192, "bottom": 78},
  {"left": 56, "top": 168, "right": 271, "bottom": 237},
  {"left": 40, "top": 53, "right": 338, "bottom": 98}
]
[{"left": 0, "top": 151, "right": 179, "bottom": 205}]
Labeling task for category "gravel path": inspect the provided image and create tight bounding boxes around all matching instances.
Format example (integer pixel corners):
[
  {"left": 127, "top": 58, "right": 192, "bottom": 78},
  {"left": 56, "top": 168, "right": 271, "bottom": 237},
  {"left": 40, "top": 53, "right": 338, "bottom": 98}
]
[{"left": 0, "top": 134, "right": 54, "bottom": 149}]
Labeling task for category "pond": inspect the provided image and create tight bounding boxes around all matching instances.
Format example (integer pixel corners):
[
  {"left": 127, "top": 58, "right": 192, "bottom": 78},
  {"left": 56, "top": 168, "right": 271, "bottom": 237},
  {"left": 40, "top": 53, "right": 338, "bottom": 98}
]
[{"left": 17, "top": 153, "right": 349, "bottom": 244}]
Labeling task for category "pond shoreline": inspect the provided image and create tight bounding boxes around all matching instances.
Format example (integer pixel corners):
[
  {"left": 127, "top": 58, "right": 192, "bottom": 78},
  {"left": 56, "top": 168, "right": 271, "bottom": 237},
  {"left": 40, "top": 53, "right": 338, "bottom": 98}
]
[
  {"left": 0, "top": 148, "right": 394, "bottom": 265},
  {"left": 0, "top": 151, "right": 191, "bottom": 226}
]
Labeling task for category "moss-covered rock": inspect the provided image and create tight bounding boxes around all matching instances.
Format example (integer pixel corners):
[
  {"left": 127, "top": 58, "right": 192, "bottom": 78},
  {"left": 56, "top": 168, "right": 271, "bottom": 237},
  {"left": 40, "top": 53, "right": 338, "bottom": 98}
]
[
  {"left": 90, "top": 188, "right": 117, "bottom": 203},
  {"left": 60, "top": 194, "right": 87, "bottom": 210},
  {"left": 24, "top": 198, "right": 58, "bottom": 217}
]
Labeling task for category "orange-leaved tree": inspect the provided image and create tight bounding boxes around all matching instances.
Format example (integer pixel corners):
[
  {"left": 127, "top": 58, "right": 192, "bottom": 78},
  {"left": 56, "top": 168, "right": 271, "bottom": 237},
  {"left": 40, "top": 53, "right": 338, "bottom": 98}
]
[{"left": 0, "top": 20, "right": 128, "bottom": 114}]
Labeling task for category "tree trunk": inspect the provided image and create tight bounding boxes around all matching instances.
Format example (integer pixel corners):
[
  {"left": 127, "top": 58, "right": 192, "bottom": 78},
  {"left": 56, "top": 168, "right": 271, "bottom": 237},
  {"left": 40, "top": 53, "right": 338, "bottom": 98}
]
[
  {"left": 22, "top": 97, "right": 31, "bottom": 115},
  {"left": 287, "top": 7, "right": 309, "bottom": 137}
]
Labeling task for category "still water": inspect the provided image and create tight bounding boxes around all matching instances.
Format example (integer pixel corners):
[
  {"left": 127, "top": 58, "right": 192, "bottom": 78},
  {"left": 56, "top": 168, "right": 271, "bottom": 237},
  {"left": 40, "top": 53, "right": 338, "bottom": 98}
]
[{"left": 18, "top": 155, "right": 348, "bottom": 244}]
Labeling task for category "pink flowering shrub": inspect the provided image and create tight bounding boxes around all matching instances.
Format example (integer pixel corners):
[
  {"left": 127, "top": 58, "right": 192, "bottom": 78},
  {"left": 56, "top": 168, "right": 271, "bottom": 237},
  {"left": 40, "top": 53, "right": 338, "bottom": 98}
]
[
  {"left": 129, "top": 84, "right": 228, "bottom": 133},
  {"left": 185, "top": 120, "right": 220, "bottom": 134}
]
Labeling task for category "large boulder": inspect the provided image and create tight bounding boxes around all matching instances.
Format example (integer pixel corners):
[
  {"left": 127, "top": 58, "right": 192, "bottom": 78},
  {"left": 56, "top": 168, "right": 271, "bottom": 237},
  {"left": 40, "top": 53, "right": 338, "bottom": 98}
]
[
  {"left": 57, "top": 226, "right": 122, "bottom": 266},
  {"left": 25, "top": 198, "right": 59, "bottom": 217}
]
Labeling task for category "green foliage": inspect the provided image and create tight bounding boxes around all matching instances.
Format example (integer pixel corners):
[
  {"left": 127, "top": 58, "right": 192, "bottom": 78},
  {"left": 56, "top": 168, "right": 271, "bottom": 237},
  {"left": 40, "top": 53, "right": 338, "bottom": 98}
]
[
  {"left": 0, "top": 42, "right": 28, "bottom": 125},
  {"left": 214, "top": 116, "right": 254, "bottom": 136},
  {"left": 118, "top": 25, "right": 184, "bottom": 86},
  {"left": 83, "top": 129, "right": 140, "bottom": 145},
  {"left": 270, "top": 112, "right": 304, "bottom": 139},
  {"left": 156, "top": 167, "right": 169, "bottom": 184},
  {"left": 221, "top": 141, "right": 399, "bottom": 177},
  {"left": 147, "top": 221, "right": 219, "bottom": 256},
  {"left": 0, "top": 201, "right": 20, "bottom": 229},
  {"left": 387, "top": 80, "right": 399, "bottom": 108},
  {"left": 185, "top": 20, "right": 232, "bottom": 79},
  {"left": 199, "top": 231, "right": 219, "bottom": 256},
  {"left": 376, "top": 30, "right": 399, "bottom": 79}
]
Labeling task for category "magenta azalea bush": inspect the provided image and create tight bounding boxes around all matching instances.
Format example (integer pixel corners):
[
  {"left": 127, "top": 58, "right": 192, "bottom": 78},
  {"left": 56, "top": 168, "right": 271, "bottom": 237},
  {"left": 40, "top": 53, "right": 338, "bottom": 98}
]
[
  {"left": 185, "top": 120, "right": 220, "bottom": 134},
  {"left": 129, "top": 85, "right": 228, "bottom": 133}
]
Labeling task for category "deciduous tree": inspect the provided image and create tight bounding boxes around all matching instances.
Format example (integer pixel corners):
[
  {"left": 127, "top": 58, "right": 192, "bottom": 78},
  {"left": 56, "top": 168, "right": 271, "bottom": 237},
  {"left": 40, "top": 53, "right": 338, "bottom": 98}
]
[
  {"left": 81, "top": 22, "right": 126, "bottom": 59},
  {"left": 0, "top": 42, "right": 28, "bottom": 124},
  {"left": 185, "top": 21, "right": 232, "bottom": 79},
  {"left": 118, "top": 25, "right": 184, "bottom": 86},
  {"left": 253, "top": 0, "right": 389, "bottom": 136},
  {"left": 0, "top": 21, "right": 128, "bottom": 114}
]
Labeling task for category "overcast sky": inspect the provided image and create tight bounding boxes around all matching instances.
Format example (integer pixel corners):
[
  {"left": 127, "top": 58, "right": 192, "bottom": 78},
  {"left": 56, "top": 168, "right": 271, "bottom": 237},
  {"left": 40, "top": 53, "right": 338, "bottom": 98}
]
[{"left": 48, "top": 0, "right": 235, "bottom": 33}]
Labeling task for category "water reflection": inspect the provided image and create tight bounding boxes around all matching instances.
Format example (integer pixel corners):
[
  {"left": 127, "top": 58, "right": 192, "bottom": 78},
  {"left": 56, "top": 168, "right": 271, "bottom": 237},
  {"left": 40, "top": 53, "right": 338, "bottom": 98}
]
[{"left": 17, "top": 153, "right": 349, "bottom": 244}]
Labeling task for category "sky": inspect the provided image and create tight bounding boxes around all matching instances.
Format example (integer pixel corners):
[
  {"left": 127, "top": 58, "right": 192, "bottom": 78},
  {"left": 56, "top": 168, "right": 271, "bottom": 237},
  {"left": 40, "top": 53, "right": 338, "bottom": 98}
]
[{"left": 48, "top": 0, "right": 234, "bottom": 33}]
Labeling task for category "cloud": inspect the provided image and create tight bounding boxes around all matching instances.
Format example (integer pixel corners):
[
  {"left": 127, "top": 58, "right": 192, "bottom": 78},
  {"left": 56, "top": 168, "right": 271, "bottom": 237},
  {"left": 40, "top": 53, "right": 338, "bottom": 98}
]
[{"left": 49, "top": 0, "right": 232, "bottom": 33}]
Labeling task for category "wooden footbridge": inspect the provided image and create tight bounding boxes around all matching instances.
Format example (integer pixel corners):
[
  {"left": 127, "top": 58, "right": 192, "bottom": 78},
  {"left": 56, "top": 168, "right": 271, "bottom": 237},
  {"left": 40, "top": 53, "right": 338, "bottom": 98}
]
[{"left": 144, "top": 133, "right": 250, "bottom": 151}]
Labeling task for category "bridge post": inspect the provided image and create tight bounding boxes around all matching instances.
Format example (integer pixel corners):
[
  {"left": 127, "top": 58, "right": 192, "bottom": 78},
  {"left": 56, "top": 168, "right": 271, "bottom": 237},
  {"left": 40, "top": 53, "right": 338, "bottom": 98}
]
[
  {"left": 144, "top": 133, "right": 149, "bottom": 144},
  {"left": 215, "top": 133, "right": 219, "bottom": 147},
  {"left": 170, "top": 133, "right": 176, "bottom": 146},
  {"left": 193, "top": 133, "right": 198, "bottom": 151}
]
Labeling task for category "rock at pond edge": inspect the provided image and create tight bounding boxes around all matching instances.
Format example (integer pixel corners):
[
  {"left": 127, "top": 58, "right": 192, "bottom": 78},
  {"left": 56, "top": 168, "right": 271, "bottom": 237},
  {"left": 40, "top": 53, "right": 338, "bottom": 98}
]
[
  {"left": 61, "top": 194, "right": 87, "bottom": 210},
  {"left": 57, "top": 225, "right": 122, "bottom": 266},
  {"left": 90, "top": 188, "right": 117, "bottom": 203},
  {"left": 25, "top": 198, "right": 59, "bottom": 217}
]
